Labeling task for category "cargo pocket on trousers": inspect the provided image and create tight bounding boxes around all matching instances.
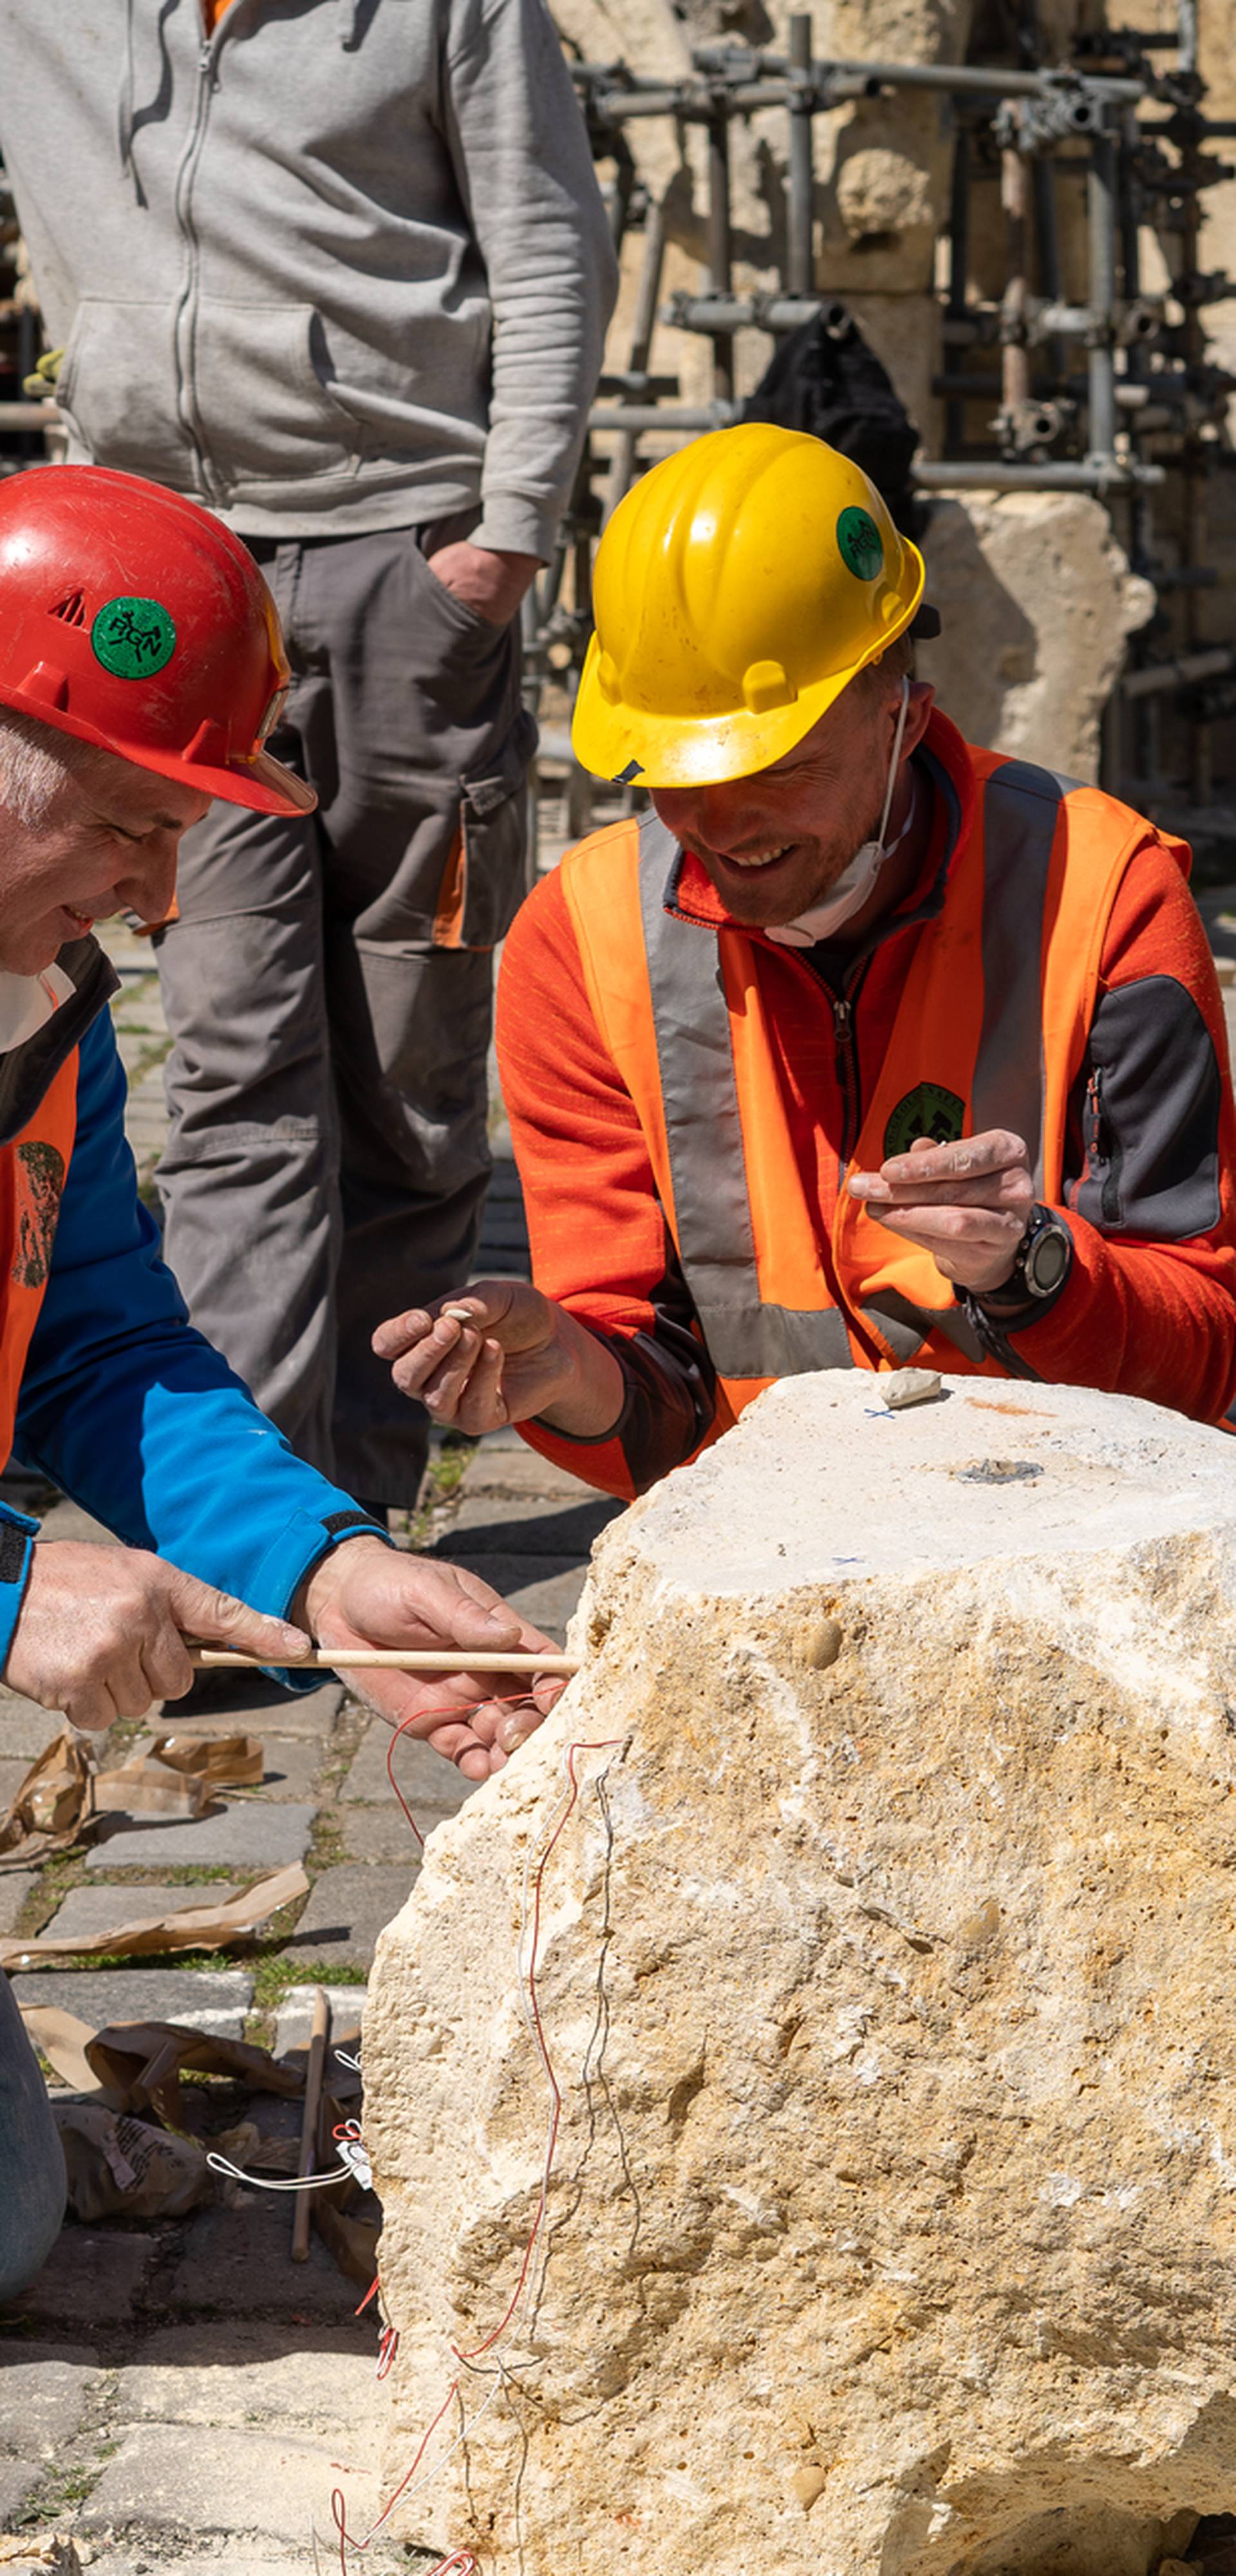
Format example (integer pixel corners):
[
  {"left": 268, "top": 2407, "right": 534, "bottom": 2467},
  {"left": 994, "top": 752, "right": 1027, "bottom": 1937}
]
[{"left": 433, "top": 705, "right": 538, "bottom": 950}]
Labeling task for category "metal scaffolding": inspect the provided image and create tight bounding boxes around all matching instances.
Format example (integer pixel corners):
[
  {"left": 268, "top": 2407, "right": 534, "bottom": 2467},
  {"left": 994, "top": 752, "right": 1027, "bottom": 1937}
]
[
  {"left": 1, "top": 8, "right": 1232, "bottom": 849},
  {"left": 523, "top": 4, "right": 1236, "bottom": 858}
]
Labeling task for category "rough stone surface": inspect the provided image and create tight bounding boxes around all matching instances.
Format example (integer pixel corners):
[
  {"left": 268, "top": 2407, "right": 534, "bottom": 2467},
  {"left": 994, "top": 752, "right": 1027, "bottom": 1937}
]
[
  {"left": 429, "top": 1553, "right": 590, "bottom": 1646},
  {"left": 41, "top": 1884, "right": 241, "bottom": 1944},
  {"left": 0, "top": 1690, "right": 64, "bottom": 1759},
  {"left": 117, "top": 2325, "right": 377, "bottom": 2429},
  {"left": 339, "top": 1802, "right": 442, "bottom": 1864},
  {"left": 0, "top": 2458, "right": 43, "bottom": 2522},
  {"left": 88, "top": 2564, "right": 297, "bottom": 2576},
  {"left": 0, "top": 1764, "right": 30, "bottom": 1817},
  {"left": 285, "top": 1866, "right": 415, "bottom": 1969},
  {"left": 12, "top": 1970, "right": 252, "bottom": 2034},
  {"left": 157, "top": 1679, "right": 343, "bottom": 1739},
  {"left": 165, "top": 2201, "right": 357, "bottom": 2320},
  {"left": 248, "top": 1737, "right": 326, "bottom": 1802},
  {"left": 341, "top": 1723, "right": 476, "bottom": 1817},
  {"left": 0, "top": 1873, "right": 39, "bottom": 1936},
  {"left": 84, "top": 1801, "right": 315, "bottom": 1871},
  {"left": 0, "top": 2351, "right": 102, "bottom": 2452},
  {"left": 445, "top": 1492, "right": 623, "bottom": 1557},
  {"left": 272, "top": 1987, "right": 366, "bottom": 2058},
  {"left": 464, "top": 1438, "right": 613, "bottom": 1502},
  {"left": 5, "top": 2232, "right": 155, "bottom": 2328},
  {"left": 918, "top": 491, "right": 1154, "bottom": 779},
  {"left": 368, "top": 1374, "right": 1236, "bottom": 2576},
  {"left": 79, "top": 2420, "right": 379, "bottom": 2543}
]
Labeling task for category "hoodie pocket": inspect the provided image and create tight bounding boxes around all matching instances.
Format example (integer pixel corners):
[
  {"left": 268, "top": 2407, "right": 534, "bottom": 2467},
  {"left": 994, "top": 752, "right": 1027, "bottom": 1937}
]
[
  {"left": 56, "top": 298, "right": 189, "bottom": 480},
  {"left": 191, "top": 301, "right": 359, "bottom": 490}
]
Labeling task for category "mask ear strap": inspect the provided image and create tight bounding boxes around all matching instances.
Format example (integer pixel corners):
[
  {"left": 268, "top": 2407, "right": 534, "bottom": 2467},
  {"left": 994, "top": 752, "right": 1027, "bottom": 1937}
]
[{"left": 876, "top": 675, "right": 912, "bottom": 853}]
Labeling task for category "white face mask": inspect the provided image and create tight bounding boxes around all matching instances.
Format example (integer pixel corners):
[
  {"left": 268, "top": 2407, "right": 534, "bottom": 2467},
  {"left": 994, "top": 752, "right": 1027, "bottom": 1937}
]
[{"left": 765, "top": 677, "right": 913, "bottom": 950}]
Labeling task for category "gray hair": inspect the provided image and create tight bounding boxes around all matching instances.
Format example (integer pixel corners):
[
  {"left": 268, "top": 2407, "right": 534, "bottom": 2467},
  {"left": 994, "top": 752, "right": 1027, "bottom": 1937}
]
[{"left": 0, "top": 708, "right": 100, "bottom": 828}]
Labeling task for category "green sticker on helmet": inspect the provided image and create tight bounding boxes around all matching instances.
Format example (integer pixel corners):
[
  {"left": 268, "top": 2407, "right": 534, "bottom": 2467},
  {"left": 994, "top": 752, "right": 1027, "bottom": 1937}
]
[
  {"left": 884, "top": 1082, "right": 966, "bottom": 1162},
  {"left": 836, "top": 506, "right": 885, "bottom": 582},
  {"left": 91, "top": 596, "right": 177, "bottom": 681}
]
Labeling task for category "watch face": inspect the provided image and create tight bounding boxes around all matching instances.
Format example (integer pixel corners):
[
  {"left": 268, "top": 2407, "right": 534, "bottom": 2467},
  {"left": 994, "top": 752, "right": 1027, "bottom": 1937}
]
[{"left": 1025, "top": 1223, "right": 1069, "bottom": 1296}]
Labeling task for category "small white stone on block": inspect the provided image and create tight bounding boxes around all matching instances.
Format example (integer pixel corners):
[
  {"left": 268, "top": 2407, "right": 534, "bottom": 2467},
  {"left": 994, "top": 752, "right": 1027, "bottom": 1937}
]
[{"left": 879, "top": 1365, "right": 942, "bottom": 1410}]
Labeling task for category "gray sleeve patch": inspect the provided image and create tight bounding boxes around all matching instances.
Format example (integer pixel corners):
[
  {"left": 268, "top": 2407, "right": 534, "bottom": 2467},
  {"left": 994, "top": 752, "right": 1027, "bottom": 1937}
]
[{"left": 1068, "top": 974, "right": 1221, "bottom": 1240}]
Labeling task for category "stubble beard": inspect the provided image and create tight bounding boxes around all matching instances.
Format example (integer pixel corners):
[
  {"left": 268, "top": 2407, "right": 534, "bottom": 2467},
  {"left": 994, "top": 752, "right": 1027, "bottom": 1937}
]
[{"left": 698, "top": 786, "right": 886, "bottom": 927}]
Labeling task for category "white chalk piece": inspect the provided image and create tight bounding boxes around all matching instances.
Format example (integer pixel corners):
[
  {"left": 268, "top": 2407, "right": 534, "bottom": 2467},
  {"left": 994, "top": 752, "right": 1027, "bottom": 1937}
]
[{"left": 879, "top": 1368, "right": 943, "bottom": 1412}]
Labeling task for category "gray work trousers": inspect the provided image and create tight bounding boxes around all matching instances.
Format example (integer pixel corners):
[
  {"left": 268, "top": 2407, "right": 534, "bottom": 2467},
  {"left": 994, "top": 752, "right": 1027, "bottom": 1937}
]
[
  {"left": 155, "top": 522, "right": 532, "bottom": 1505},
  {"left": 0, "top": 1972, "right": 66, "bottom": 2303}
]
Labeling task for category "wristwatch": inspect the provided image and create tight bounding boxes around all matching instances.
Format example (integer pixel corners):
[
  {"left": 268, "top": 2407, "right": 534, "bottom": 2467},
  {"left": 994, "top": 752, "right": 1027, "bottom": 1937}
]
[{"left": 979, "top": 1204, "right": 1072, "bottom": 1311}]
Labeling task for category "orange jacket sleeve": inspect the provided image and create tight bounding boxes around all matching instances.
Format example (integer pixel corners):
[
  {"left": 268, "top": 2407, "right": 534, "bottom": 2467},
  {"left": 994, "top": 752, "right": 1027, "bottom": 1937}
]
[{"left": 987, "top": 835, "right": 1236, "bottom": 1423}]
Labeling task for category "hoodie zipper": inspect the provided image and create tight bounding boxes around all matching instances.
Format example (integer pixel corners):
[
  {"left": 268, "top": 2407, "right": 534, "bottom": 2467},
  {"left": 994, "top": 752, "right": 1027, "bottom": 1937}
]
[{"left": 170, "top": 23, "right": 227, "bottom": 506}]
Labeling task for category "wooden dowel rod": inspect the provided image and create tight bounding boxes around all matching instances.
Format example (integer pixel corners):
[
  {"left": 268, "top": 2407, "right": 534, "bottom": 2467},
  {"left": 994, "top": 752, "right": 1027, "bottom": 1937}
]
[
  {"left": 292, "top": 1986, "right": 330, "bottom": 2264},
  {"left": 189, "top": 1647, "right": 581, "bottom": 1676}
]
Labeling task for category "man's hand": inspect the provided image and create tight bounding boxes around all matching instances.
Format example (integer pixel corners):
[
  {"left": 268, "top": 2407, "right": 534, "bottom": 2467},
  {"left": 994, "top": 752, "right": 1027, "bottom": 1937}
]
[
  {"left": 372, "top": 1280, "right": 624, "bottom": 1439},
  {"left": 6, "top": 1544, "right": 311, "bottom": 1732},
  {"left": 425, "top": 541, "right": 540, "bottom": 628},
  {"left": 847, "top": 1130, "right": 1035, "bottom": 1296},
  {"left": 298, "top": 1537, "right": 565, "bottom": 1779}
]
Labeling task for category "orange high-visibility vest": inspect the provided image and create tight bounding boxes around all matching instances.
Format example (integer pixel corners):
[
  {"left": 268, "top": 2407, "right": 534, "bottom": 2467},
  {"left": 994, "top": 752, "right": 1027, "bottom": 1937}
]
[
  {"left": 0, "top": 1056, "right": 78, "bottom": 1459},
  {"left": 559, "top": 753, "right": 1170, "bottom": 1431}
]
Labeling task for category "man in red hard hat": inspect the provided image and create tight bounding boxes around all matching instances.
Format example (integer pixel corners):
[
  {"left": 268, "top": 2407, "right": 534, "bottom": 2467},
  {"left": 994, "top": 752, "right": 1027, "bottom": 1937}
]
[
  {"left": 0, "top": 464, "right": 561, "bottom": 2298},
  {"left": 0, "top": 0, "right": 617, "bottom": 1527}
]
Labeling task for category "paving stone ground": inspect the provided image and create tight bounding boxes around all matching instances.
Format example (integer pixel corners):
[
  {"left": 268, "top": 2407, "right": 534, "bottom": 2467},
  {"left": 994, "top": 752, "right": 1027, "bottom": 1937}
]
[{"left": 0, "top": 927, "right": 613, "bottom": 2570}]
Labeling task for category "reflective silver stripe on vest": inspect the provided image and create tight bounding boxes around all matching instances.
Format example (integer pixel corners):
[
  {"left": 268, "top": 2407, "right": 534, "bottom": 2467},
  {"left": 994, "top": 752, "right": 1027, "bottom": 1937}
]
[
  {"left": 637, "top": 814, "right": 854, "bottom": 1378},
  {"left": 637, "top": 766, "right": 1072, "bottom": 1379},
  {"left": 971, "top": 761, "right": 1078, "bottom": 1195}
]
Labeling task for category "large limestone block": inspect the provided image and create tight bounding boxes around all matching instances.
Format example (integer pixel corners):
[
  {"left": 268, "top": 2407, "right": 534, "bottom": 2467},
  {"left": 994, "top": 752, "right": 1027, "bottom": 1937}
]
[
  {"left": 918, "top": 490, "right": 1154, "bottom": 777},
  {"left": 367, "top": 1374, "right": 1236, "bottom": 2576},
  {"left": 812, "top": 0, "right": 973, "bottom": 296}
]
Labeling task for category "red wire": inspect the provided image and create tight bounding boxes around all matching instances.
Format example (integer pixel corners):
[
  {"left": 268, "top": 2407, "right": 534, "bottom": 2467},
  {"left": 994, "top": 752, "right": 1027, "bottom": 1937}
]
[{"left": 330, "top": 1699, "right": 621, "bottom": 2570}]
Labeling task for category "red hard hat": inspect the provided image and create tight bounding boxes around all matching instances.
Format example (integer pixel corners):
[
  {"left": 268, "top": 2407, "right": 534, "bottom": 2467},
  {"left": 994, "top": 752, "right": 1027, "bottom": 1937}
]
[{"left": 0, "top": 464, "right": 315, "bottom": 817}]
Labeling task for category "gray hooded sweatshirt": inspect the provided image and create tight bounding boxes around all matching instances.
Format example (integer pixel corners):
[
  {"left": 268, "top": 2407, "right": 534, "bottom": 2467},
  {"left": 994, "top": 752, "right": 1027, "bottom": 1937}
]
[{"left": 0, "top": 0, "right": 617, "bottom": 554}]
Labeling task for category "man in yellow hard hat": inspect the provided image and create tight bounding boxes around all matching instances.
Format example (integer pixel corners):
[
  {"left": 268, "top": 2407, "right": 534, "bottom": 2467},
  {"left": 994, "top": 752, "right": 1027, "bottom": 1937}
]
[{"left": 371, "top": 425, "right": 1236, "bottom": 1493}]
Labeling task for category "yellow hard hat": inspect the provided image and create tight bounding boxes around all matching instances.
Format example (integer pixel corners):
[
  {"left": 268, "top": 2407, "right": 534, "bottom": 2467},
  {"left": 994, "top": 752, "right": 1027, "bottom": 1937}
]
[{"left": 572, "top": 423, "right": 925, "bottom": 789}]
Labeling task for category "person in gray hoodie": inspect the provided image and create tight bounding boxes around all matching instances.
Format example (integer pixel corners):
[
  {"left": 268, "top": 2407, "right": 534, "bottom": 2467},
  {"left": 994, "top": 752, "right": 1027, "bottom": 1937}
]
[{"left": 0, "top": 0, "right": 617, "bottom": 1512}]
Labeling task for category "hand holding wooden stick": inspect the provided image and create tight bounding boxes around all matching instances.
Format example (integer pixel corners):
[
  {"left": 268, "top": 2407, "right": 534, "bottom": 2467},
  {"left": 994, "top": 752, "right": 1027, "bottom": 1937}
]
[{"left": 189, "top": 1646, "right": 580, "bottom": 1676}]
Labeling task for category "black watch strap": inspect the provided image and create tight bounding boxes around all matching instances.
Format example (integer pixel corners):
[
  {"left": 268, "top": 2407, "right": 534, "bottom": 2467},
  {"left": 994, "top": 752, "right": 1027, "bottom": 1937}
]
[{"left": 979, "top": 1204, "right": 1073, "bottom": 1313}]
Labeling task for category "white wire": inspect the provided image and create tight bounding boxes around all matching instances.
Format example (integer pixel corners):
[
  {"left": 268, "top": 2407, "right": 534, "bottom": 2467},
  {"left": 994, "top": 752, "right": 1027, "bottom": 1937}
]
[
  {"left": 340, "top": 1743, "right": 620, "bottom": 2561},
  {"left": 206, "top": 2152, "right": 356, "bottom": 2193}
]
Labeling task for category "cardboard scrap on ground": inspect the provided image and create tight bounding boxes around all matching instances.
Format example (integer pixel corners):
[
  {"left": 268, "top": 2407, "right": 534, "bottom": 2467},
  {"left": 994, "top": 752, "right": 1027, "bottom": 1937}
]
[
  {"left": 0, "top": 1725, "right": 264, "bottom": 1866},
  {"left": 54, "top": 2099, "right": 216, "bottom": 2222},
  {"left": 0, "top": 1728, "right": 93, "bottom": 1866},
  {"left": 0, "top": 2537, "right": 82, "bottom": 2570},
  {"left": 21, "top": 2005, "right": 377, "bottom": 2284},
  {"left": 23, "top": 2000, "right": 309, "bottom": 2125},
  {"left": 93, "top": 1728, "right": 264, "bottom": 1815},
  {"left": 0, "top": 1858, "right": 308, "bottom": 1967}
]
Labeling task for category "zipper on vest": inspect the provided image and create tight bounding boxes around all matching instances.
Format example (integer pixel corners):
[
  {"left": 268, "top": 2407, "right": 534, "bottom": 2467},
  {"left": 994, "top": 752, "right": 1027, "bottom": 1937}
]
[
  {"left": 1084, "top": 1064, "right": 1123, "bottom": 1226},
  {"left": 831, "top": 991, "right": 861, "bottom": 1172}
]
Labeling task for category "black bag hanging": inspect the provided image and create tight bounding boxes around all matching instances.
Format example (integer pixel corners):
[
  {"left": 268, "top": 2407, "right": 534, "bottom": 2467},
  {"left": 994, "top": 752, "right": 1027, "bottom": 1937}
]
[{"left": 742, "top": 303, "right": 921, "bottom": 537}]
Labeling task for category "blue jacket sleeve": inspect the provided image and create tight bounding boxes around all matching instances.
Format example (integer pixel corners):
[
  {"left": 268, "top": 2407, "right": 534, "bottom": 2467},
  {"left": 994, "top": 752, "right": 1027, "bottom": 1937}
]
[{"left": 12, "top": 1012, "right": 386, "bottom": 1652}]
